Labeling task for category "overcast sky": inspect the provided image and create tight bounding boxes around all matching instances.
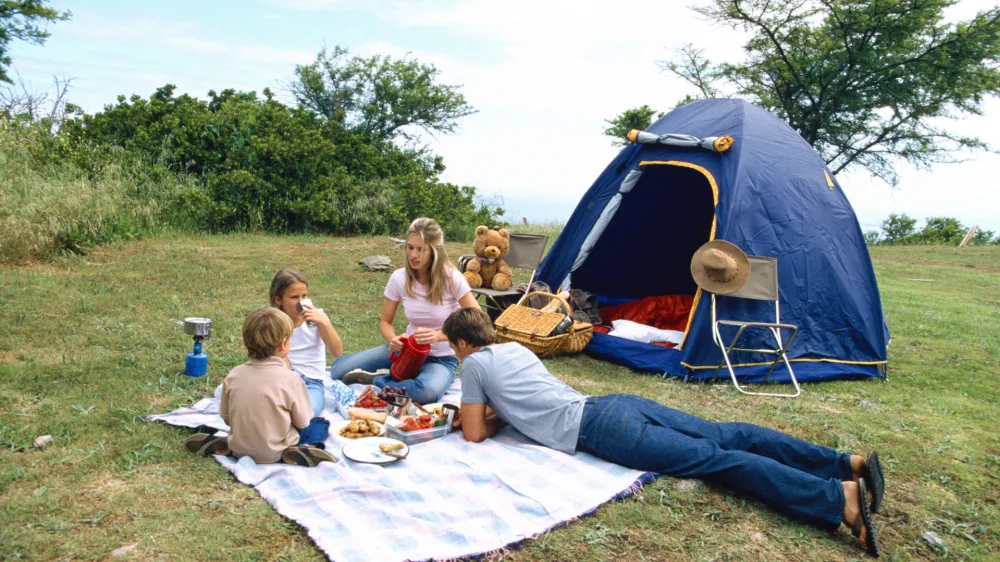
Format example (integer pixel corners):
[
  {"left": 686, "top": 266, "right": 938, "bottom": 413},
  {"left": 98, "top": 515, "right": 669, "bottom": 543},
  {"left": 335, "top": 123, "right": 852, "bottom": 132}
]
[{"left": 10, "top": 0, "right": 1000, "bottom": 233}]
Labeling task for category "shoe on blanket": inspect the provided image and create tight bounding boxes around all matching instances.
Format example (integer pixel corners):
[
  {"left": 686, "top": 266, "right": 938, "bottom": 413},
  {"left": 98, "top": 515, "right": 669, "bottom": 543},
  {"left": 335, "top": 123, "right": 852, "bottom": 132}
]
[
  {"left": 342, "top": 369, "right": 379, "bottom": 385},
  {"left": 185, "top": 433, "right": 230, "bottom": 456},
  {"left": 193, "top": 424, "right": 218, "bottom": 436},
  {"left": 282, "top": 444, "right": 337, "bottom": 467}
]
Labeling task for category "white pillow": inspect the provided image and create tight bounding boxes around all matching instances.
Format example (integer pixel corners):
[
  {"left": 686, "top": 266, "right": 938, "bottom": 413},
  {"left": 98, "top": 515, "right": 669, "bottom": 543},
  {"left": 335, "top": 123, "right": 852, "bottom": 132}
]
[{"left": 608, "top": 319, "right": 685, "bottom": 345}]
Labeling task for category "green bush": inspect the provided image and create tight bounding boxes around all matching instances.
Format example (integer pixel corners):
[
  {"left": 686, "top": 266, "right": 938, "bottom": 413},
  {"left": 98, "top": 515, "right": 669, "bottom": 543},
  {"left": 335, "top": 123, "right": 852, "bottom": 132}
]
[
  {"left": 67, "top": 86, "right": 502, "bottom": 241},
  {"left": 4, "top": 45, "right": 502, "bottom": 259}
]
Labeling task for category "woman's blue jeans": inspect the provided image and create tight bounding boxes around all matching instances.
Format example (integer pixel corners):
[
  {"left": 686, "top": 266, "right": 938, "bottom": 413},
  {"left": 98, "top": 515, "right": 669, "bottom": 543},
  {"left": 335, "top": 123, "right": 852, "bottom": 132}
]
[
  {"left": 329, "top": 344, "right": 458, "bottom": 404},
  {"left": 297, "top": 373, "right": 326, "bottom": 417},
  {"left": 576, "top": 394, "right": 851, "bottom": 531}
]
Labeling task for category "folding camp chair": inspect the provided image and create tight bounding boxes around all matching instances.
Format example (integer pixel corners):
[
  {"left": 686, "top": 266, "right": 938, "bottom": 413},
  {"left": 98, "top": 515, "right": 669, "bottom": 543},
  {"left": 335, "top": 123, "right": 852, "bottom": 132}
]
[
  {"left": 710, "top": 256, "right": 801, "bottom": 398},
  {"left": 461, "top": 233, "right": 548, "bottom": 320}
]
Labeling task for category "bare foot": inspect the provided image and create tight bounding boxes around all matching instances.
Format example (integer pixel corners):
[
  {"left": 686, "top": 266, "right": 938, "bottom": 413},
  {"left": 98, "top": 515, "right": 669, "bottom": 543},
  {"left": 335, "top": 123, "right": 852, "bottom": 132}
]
[
  {"left": 843, "top": 481, "right": 861, "bottom": 518},
  {"left": 850, "top": 454, "right": 865, "bottom": 481}
]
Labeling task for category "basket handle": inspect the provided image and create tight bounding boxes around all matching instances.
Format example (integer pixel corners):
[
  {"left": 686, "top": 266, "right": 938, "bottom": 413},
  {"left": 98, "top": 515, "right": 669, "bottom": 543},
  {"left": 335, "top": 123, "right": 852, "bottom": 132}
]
[{"left": 523, "top": 291, "right": 571, "bottom": 316}]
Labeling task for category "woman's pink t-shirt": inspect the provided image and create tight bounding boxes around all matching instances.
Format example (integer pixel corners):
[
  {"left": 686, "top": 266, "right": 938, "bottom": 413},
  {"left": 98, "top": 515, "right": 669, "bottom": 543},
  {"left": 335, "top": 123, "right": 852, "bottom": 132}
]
[{"left": 384, "top": 267, "right": 472, "bottom": 357}]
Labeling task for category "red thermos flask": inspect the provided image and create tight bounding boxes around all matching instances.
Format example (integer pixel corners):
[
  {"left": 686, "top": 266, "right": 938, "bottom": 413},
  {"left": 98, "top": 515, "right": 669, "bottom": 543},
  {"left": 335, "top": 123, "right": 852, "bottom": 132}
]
[{"left": 389, "top": 336, "right": 431, "bottom": 381}]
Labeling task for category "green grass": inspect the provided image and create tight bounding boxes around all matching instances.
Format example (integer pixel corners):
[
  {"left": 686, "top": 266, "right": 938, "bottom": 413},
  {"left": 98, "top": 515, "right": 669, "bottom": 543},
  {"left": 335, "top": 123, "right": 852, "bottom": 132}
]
[{"left": 1, "top": 236, "right": 997, "bottom": 561}]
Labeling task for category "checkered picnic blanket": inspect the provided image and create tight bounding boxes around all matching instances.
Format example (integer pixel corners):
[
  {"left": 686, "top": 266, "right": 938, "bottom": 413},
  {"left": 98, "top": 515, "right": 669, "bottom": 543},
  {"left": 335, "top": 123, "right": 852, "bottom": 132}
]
[{"left": 151, "top": 382, "right": 656, "bottom": 562}]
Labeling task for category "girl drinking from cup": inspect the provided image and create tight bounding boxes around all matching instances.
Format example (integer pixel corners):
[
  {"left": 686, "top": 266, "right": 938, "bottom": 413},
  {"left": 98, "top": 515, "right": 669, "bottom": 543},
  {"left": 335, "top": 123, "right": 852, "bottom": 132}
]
[
  {"left": 270, "top": 269, "right": 344, "bottom": 416},
  {"left": 331, "top": 218, "right": 479, "bottom": 404}
]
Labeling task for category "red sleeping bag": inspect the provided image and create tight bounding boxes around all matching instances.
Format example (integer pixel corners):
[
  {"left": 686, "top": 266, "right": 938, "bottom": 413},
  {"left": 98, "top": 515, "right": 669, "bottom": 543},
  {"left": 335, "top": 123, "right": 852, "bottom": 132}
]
[{"left": 594, "top": 295, "right": 695, "bottom": 347}]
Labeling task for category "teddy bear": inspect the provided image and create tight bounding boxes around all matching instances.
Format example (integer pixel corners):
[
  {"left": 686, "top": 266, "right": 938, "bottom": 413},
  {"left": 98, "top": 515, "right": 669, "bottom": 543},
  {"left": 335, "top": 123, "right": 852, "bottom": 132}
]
[{"left": 464, "top": 225, "right": 513, "bottom": 291}]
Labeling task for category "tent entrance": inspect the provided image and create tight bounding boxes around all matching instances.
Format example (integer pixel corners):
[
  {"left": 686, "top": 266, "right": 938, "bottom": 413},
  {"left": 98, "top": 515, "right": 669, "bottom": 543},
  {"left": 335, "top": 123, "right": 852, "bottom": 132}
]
[{"left": 571, "top": 161, "right": 718, "bottom": 302}]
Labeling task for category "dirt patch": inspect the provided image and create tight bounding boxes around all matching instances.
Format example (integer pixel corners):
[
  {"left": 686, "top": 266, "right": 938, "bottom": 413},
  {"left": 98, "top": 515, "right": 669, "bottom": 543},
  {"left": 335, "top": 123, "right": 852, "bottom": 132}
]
[
  {"left": 871, "top": 257, "right": 1000, "bottom": 272},
  {"left": 13, "top": 261, "right": 78, "bottom": 276},
  {"left": 80, "top": 471, "right": 135, "bottom": 498}
]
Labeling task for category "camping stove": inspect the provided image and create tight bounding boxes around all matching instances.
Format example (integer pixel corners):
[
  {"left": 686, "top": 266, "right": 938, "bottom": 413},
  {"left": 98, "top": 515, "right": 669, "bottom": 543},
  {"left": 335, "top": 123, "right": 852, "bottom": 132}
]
[{"left": 183, "top": 317, "right": 212, "bottom": 377}]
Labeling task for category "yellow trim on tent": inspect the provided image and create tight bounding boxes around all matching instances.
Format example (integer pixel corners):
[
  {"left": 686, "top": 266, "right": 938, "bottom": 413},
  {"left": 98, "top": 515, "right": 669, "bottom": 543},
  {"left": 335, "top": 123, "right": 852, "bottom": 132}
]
[
  {"left": 683, "top": 289, "right": 705, "bottom": 350},
  {"left": 637, "top": 160, "right": 719, "bottom": 350},
  {"left": 824, "top": 169, "right": 835, "bottom": 189},
  {"left": 681, "top": 358, "right": 888, "bottom": 370}
]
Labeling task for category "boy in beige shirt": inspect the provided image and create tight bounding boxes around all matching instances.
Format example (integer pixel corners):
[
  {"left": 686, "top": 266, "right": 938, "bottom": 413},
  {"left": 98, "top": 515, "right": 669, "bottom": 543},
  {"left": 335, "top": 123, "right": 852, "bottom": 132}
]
[{"left": 185, "top": 307, "right": 335, "bottom": 467}]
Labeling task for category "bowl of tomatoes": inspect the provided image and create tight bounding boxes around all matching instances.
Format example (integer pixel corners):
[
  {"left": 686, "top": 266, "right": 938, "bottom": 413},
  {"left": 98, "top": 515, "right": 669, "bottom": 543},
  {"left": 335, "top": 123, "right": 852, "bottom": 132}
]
[
  {"left": 385, "top": 413, "right": 451, "bottom": 445},
  {"left": 355, "top": 386, "right": 389, "bottom": 411}
]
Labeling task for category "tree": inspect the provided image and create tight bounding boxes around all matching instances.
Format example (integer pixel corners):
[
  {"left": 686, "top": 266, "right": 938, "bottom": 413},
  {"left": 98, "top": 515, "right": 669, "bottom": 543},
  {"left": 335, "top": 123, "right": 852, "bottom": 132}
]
[
  {"left": 914, "top": 216, "right": 965, "bottom": 244},
  {"left": 653, "top": 0, "right": 1000, "bottom": 186},
  {"left": 288, "top": 46, "right": 476, "bottom": 143},
  {"left": 602, "top": 104, "right": 663, "bottom": 146},
  {"left": 0, "top": 1, "right": 70, "bottom": 83},
  {"left": 881, "top": 213, "right": 917, "bottom": 245},
  {"left": 67, "top": 84, "right": 502, "bottom": 238},
  {"left": 971, "top": 228, "right": 997, "bottom": 246}
]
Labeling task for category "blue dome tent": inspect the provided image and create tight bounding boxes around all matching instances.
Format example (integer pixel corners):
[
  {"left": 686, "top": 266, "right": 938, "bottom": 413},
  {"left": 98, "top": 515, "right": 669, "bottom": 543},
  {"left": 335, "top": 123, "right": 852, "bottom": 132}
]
[{"left": 536, "top": 99, "right": 889, "bottom": 383}]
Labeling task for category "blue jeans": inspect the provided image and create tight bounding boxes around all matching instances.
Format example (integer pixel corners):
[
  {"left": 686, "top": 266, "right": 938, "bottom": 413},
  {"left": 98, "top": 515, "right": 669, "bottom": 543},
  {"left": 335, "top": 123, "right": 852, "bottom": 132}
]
[
  {"left": 298, "top": 373, "right": 326, "bottom": 417},
  {"left": 297, "top": 417, "right": 330, "bottom": 446},
  {"left": 330, "top": 344, "right": 458, "bottom": 404},
  {"left": 576, "top": 394, "right": 851, "bottom": 530}
]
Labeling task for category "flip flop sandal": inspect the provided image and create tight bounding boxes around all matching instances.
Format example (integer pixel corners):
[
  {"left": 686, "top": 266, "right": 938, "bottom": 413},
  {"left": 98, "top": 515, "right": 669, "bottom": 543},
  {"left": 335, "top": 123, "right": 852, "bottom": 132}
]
[
  {"left": 851, "top": 478, "right": 881, "bottom": 558},
  {"left": 863, "top": 451, "right": 885, "bottom": 513},
  {"left": 282, "top": 445, "right": 337, "bottom": 467},
  {"left": 184, "top": 434, "right": 230, "bottom": 456}
]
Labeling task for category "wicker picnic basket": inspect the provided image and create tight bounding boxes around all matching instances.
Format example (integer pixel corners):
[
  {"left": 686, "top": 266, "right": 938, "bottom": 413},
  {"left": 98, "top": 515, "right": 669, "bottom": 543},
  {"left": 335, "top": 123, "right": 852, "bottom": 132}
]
[
  {"left": 562, "top": 321, "right": 594, "bottom": 355},
  {"left": 494, "top": 292, "right": 593, "bottom": 358}
]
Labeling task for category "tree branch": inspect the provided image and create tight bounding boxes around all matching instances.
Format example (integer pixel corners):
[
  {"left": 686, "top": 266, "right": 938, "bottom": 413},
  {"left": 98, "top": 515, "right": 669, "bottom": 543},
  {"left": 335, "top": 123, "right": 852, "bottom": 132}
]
[{"left": 730, "top": 0, "right": 818, "bottom": 107}]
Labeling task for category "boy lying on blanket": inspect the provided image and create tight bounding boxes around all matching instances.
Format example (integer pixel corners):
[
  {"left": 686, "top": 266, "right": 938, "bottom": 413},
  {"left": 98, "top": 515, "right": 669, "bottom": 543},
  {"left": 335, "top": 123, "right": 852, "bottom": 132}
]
[
  {"left": 184, "top": 307, "right": 337, "bottom": 467},
  {"left": 442, "top": 307, "right": 887, "bottom": 557}
]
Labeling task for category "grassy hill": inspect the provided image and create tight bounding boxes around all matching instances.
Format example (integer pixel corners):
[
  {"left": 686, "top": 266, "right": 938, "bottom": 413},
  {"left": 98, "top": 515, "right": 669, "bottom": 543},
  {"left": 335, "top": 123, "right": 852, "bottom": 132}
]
[{"left": 1, "top": 236, "right": 997, "bottom": 560}]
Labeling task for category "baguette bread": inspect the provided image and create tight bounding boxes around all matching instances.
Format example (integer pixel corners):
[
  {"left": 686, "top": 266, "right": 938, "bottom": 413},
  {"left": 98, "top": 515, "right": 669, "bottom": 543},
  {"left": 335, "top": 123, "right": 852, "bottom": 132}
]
[
  {"left": 348, "top": 408, "right": 386, "bottom": 423},
  {"left": 540, "top": 291, "right": 572, "bottom": 313}
]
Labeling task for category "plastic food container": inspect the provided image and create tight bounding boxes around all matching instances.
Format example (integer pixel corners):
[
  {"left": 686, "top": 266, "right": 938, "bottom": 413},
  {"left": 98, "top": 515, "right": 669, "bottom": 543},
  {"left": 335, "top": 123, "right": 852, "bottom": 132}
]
[{"left": 384, "top": 421, "right": 451, "bottom": 445}]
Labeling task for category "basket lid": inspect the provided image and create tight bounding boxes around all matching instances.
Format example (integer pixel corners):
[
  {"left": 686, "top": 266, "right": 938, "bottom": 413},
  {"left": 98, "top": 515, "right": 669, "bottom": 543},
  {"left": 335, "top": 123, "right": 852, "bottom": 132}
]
[{"left": 494, "top": 304, "right": 566, "bottom": 335}]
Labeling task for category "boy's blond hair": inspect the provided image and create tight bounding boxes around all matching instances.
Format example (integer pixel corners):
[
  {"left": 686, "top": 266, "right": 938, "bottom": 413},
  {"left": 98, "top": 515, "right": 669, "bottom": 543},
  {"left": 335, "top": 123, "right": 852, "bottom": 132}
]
[
  {"left": 442, "top": 307, "right": 496, "bottom": 347},
  {"left": 242, "top": 307, "right": 293, "bottom": 360}
]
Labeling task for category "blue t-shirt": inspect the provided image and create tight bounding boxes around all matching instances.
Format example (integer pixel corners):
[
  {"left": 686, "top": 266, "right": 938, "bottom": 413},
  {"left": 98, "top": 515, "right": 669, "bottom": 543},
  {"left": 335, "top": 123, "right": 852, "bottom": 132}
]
[{"left": 461, "top": 343, "right": 587, "bottom": 454}]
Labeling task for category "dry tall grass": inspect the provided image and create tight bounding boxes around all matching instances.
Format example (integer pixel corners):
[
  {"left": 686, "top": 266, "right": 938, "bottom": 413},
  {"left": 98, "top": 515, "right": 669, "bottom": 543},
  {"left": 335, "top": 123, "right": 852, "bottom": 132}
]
[{"left": 0, "top": 124, "right": 192, "bottom": 261}]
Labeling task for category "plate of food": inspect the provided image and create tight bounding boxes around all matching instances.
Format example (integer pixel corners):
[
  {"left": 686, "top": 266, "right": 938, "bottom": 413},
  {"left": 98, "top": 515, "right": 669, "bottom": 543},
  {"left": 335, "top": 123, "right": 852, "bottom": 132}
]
[
  {"left": 342, "top": 437, "right": 409, "bottom": 464},
  {"left": 333, "top": 418, "right": 386, "bottom": 439}
]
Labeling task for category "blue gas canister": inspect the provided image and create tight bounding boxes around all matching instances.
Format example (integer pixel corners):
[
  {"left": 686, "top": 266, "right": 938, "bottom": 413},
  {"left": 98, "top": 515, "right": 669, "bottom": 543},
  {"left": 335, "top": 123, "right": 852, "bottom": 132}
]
[{"left": 182, "top": 318, "right": 212, "bottom": 378}]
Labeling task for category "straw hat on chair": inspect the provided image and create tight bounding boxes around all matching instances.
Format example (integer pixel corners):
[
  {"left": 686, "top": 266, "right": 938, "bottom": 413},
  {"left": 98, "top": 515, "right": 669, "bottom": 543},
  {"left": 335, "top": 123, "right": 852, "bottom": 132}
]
[{"left": 690, "top": 240, "right": 751, "bottom": 294}]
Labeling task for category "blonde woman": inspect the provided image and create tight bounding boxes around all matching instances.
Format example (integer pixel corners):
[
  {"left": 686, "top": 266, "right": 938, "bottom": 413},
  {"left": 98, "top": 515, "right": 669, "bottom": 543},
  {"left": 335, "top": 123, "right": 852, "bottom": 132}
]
[{"left": 331, "top": 218, "right": 479, "bottom": 403}]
